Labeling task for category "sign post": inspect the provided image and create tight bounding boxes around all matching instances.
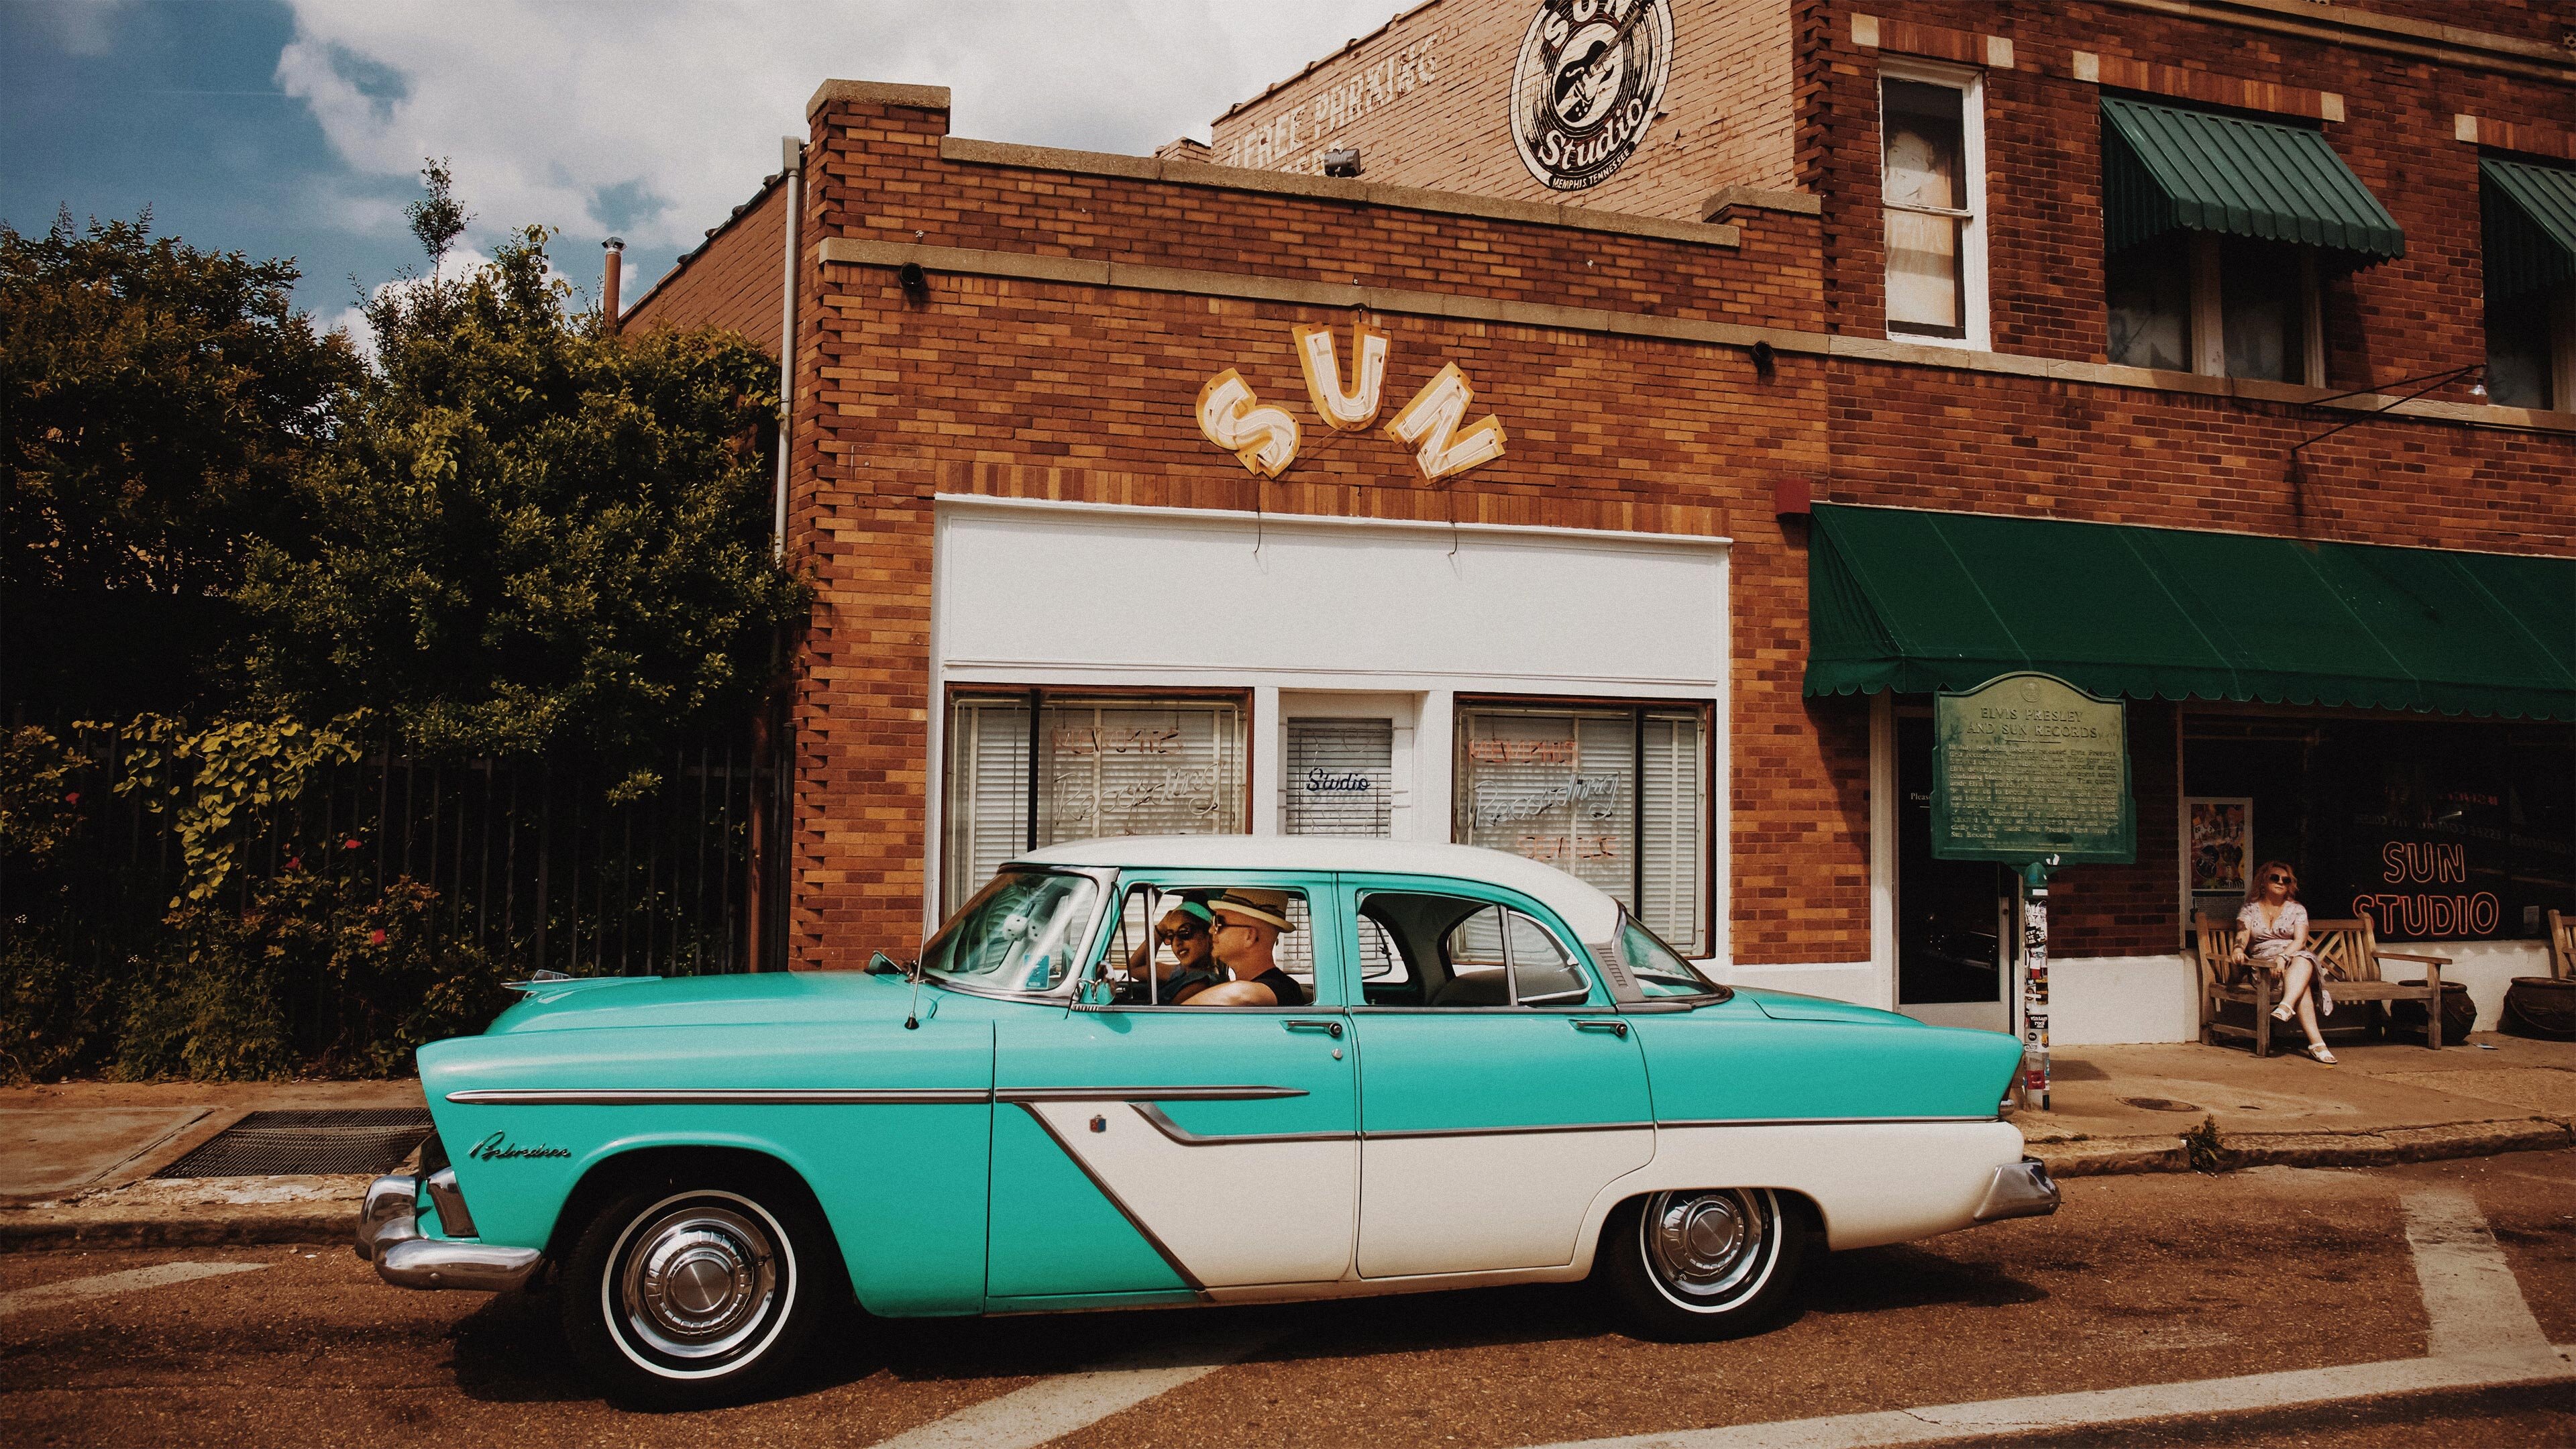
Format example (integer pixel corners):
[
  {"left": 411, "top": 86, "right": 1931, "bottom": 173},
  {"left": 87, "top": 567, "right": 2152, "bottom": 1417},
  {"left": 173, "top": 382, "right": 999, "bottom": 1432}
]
[{"left": 1931, "top": 673, "right": 2136, "bottom": 1112}]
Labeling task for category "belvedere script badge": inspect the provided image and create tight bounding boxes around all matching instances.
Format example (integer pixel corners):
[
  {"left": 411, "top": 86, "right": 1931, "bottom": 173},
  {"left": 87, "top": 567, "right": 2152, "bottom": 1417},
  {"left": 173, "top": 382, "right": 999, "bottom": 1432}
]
[{"left": 1509, "top": 0, "right": 1674, "bottom": 191}]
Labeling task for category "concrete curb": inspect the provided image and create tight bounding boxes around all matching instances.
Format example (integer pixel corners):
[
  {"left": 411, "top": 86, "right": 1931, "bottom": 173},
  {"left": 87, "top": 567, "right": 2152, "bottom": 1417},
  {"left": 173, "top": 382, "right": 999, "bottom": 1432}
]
[
  {"left": 2031, "top": 1116, "right": 2574, "bottom": 1178},
  {"left": 0, "top": 1203, "right": 356, "bottom": 1252}
]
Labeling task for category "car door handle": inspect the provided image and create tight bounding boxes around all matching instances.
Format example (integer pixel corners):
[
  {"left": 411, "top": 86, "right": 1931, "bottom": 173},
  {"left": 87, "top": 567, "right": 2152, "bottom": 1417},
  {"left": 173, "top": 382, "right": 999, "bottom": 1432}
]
[
  {"left": 1572, "top": 1018, "right": 1629, "bottom": 1038},
  {"left": 1284, "top": 1018, "right": 1344, "bottom": 1038}
]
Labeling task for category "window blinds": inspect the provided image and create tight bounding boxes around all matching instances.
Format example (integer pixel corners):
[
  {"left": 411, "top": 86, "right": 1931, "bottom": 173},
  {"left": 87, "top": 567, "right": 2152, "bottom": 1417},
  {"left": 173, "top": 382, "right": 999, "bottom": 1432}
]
[
  {"left": 1456, "top": 704, "right": 1706, "bottom": 951},
  {"left": 945, "top": 696, "right": 1246, "bottom": 913}
]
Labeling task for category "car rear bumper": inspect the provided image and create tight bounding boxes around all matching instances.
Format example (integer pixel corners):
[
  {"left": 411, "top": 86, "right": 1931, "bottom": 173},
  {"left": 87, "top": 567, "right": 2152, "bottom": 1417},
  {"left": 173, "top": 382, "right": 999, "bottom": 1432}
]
[
  {"left": 1971, "top": 1156, "right": 2061, "bottom": 1223},
  {"left": 353, "top": 1173, "right": 544, "bottom": 1291}
]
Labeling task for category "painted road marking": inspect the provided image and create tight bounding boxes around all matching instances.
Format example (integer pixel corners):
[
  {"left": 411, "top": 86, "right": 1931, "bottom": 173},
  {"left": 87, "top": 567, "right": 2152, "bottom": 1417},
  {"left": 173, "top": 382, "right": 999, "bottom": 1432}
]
[
  {"left": 867, "top": 1326, "right": 1277, "bottom": 1449},
  {"left": 1515, "top": 1187, "right": 2570, "bottom": 1449},
  {"left": 2402, "top": 1186, "right": 2552, "bottom": 1360},
  {"left": 0, "top": 1261, "right": 269, "bottom": 1319},
  {"left": 866, "top": 1185, "right": 2572, "bottom": 1449}
]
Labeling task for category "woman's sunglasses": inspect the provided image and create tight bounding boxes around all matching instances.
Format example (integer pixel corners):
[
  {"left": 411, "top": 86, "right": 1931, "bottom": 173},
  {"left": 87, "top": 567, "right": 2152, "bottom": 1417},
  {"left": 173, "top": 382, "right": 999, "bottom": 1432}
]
[
  {"left": 1155, "top": 924, "right": 1207, "bottom": 944},
  {"left": 2265, "top": 873, "right": 2295, "bottom": 885}
]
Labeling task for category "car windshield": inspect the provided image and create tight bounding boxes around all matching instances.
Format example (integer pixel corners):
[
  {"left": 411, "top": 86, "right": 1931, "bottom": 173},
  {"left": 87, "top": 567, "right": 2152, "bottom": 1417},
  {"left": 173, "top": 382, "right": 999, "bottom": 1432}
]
[
  {"left": 920, "top": 871, "right": 1102, "bottom": 994},
  {"left": 1618, "top": 912, "right": 1730, "bottom": 999}
]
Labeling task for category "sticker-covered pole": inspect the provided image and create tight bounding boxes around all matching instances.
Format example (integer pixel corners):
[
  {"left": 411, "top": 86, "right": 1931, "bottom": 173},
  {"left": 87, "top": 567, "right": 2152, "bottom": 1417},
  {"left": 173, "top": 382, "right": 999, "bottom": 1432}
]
[{"left": 2020, "top": 856, "right": 2057, "bottom": 1111}]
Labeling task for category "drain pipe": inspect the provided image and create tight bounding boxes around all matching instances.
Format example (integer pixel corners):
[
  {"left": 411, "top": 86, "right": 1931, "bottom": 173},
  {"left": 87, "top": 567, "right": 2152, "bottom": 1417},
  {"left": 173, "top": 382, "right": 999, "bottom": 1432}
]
[
  {"left": 600, "top": 237, "right": 624, "bottom": 335},
  {"left": 773, "top": 136, "right": 802, "bottom": 561}
]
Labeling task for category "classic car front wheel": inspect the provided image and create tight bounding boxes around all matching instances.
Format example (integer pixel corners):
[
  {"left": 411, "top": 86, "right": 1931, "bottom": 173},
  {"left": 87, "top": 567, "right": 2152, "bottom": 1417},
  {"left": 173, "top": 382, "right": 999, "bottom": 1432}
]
[
  {"left": 1598, "top": 1187, "right": 1807, "bottom": 1340},
  {"left": 561, "top": 1173, "right": 833, "bottom": 1409}
]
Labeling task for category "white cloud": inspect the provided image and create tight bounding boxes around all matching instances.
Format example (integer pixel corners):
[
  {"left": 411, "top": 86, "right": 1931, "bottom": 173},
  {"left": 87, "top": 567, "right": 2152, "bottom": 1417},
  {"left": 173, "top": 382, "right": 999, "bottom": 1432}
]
[
  {"left": 25, "top": 0, "right": 141, "bottom": 56},
  {"left": 275, "top": 1, "right": 1395, "bottom": 294}
]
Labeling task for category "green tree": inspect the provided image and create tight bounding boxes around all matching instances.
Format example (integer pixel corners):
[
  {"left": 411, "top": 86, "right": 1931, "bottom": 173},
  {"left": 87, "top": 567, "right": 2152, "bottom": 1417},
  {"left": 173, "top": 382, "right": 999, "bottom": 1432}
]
[
  {"left": 1, "top": 211, "right": 361, "bottom": 717},
  {"left": 237, "top": 217, "right": 803, "bottom": 801}
]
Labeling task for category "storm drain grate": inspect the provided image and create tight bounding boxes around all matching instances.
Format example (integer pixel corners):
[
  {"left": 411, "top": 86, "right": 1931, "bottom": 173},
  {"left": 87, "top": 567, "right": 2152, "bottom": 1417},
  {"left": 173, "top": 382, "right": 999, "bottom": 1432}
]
[{"left": 156, "top": 1109, "right": 434, "bottom": 1178}]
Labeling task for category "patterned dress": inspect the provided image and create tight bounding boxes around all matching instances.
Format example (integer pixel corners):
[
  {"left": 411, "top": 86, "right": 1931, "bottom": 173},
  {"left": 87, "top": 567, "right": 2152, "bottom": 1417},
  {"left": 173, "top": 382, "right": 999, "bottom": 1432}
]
[{"left": 2238, "top": 898, "right": 2344, "bottom": 1004}]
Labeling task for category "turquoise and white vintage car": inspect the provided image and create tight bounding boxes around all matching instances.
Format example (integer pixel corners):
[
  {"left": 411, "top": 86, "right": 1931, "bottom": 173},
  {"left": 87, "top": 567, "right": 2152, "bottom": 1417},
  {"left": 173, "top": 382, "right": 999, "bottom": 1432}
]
[{"left": 356, "top": 837, "right": 2054, "bottom": 1407}]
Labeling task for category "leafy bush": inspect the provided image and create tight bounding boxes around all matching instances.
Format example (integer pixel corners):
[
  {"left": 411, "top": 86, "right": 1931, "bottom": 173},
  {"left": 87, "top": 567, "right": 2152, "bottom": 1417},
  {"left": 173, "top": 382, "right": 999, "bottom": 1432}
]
[{"left": 111, "top": 871, "right": 511, "bottom": 1082}]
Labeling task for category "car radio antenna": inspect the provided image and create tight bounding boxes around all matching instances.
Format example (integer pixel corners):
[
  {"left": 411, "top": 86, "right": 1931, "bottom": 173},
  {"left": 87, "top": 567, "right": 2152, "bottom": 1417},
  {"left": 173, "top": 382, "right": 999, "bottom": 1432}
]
[{"left": 903, "top": 954, "right": 927, "bottom": 1030}]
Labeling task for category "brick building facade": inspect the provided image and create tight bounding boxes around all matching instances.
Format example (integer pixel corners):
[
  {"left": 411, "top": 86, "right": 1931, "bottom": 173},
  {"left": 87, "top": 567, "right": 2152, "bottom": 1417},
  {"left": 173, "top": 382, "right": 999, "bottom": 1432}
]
[{"left": 628, "top": 0, "right": 2575, "bottom": 1045}]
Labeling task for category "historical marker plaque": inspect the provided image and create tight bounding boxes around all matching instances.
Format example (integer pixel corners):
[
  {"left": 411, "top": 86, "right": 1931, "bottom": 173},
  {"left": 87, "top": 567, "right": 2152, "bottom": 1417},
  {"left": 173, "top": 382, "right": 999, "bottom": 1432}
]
[{"left": 1931, "top": 672, "right": 2135, "bottom": 865}]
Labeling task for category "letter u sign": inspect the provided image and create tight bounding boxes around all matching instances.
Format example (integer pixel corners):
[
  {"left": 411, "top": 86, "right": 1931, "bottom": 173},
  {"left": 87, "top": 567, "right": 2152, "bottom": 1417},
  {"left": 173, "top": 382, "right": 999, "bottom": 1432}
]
[{"left": 1194, "top": 325, "right": 1506, "bottom": 482}]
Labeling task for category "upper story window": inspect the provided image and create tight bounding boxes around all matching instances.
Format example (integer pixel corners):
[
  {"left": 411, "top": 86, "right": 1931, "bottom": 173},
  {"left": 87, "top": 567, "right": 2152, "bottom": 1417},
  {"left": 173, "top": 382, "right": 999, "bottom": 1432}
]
[
  {"left": 1880, "top": 65, "right": 1987, "bottom": 347},
  {"left": 2099, "top": 96, "right": 2404, "bottom": 386},
  {"left": 2480, "top": 156, "right": 2576, "bottom": 411}
]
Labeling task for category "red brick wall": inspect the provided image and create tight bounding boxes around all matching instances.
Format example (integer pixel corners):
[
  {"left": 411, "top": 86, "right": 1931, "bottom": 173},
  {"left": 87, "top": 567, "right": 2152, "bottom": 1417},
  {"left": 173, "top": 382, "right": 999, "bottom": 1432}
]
[
  {"left": 1211, "top": 0, "right": 1799, "bottom": 220},
  {"left": 623, "top": 181, "right": 789, "bottom": 353},
  {"left": 1809, "top": 0, "right": 2576, "bottom": 398},
  {"left": 638, "top": 74, "right": 2573, "bottom": 975}
]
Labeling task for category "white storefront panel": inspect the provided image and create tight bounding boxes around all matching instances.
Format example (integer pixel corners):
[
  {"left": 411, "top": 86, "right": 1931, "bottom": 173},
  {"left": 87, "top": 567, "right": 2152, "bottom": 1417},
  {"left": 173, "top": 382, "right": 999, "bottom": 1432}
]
[{"left": 929, "top": 495, "right": 1730, "bottom": 957}]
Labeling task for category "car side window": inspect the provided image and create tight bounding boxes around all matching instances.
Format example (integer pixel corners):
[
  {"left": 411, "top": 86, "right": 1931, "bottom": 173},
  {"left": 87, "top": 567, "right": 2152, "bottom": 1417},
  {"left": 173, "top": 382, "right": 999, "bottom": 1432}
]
[
  {"left": 1357, "top": 890, "right": 1594, "bottom": 1008},
  {"left": 1089, "top": 883, "right": 1318, "bottom": 1007}
]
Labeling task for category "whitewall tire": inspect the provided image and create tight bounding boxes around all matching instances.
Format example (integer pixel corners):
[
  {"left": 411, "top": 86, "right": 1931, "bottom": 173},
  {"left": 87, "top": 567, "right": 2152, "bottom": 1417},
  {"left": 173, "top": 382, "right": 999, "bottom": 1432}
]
[
  {"left": 561, "top": 1173, "right": 832, "bottom": 1409},
  {"left": 1599, "top": 1187, "right": 1807, "bottom": 1340}
]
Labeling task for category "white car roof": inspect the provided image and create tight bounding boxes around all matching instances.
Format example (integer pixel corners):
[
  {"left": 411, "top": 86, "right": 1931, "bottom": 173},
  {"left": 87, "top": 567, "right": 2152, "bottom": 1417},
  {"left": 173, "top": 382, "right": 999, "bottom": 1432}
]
[{"left": 1012, "top": 835, "right": 1625, "bottom": 943}]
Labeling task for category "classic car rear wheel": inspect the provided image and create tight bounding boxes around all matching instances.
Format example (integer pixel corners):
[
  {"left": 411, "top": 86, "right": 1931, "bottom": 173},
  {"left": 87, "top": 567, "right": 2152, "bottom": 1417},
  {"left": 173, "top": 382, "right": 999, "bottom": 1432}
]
[
  {"left": 562, "top": 1174, "right": 830, "bottom": 1408},
  {"left": 1599, "top": 1187, "right": 1806, "bottom": 1340}
]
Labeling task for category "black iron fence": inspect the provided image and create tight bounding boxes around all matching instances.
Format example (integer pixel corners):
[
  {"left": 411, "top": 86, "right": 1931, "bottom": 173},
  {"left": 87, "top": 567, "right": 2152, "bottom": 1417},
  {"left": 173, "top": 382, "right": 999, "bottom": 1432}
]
[{"left": 15, "top": 722, "right": 785, "bottom": 979}]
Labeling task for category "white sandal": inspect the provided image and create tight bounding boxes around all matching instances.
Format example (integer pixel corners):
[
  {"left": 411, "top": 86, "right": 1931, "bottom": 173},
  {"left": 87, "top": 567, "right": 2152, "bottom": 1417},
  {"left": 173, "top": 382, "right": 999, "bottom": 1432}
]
[
  {"left": 2304, "top": 1043, "right": 2338, "bottom": 1065},
  {"left": 2271, "top": 1004, "right": 2294, "bottom": 1022}
]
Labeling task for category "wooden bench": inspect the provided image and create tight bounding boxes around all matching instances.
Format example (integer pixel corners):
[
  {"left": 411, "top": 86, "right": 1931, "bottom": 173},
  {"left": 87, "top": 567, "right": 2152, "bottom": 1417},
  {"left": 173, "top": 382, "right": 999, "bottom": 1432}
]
[
  {"left": 2552, "top": 910, "right": 2576, "bottom": 980},
  {"left": 2195, "top": 914, "right": 2451, "bottom": 1055}
]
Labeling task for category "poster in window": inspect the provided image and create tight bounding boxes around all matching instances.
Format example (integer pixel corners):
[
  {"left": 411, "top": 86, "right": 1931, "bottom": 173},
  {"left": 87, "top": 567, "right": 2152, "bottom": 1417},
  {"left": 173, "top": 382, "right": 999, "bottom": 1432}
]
[{"left": 2186, "top": 797, "right": 2253, "bottom": 896}]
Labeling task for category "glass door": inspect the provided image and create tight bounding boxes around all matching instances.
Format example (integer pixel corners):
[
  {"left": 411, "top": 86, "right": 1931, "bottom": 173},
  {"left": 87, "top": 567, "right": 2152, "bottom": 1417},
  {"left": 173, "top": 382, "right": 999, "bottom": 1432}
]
[{"left": 1895, "top": 712, "right": 2010, "bottom": 1031}]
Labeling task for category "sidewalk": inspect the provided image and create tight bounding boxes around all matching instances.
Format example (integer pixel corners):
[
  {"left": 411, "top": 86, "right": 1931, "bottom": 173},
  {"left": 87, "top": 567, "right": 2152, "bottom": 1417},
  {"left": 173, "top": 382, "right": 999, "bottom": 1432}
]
[
  {"left": 2, "top": 1036, "right": 2570, "bottom": 1250},
  {"left": 2024, "top": 1032, "right": 2576, "bottom": 1175},
  {"left": 0, "top": 1077, "right": 426, "bottom": 1250}
]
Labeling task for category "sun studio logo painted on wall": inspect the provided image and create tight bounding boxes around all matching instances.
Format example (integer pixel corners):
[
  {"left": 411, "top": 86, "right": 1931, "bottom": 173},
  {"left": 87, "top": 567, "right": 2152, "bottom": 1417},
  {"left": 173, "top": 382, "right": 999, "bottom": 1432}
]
[{"left": 1509, "top": 0, "right": 1674, "bottom": 191}]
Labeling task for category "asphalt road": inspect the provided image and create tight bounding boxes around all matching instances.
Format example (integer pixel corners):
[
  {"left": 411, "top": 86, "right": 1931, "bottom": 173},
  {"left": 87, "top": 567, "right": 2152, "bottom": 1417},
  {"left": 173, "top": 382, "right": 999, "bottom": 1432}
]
[{"left": 3, "top": 1152, "right": 2570, "bottom": 1449}]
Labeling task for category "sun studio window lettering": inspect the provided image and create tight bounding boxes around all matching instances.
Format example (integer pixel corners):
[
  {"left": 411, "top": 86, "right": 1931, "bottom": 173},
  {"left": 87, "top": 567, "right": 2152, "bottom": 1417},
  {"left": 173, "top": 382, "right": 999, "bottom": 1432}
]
[
  {"left": 1285, "top": 717, "right": 1394, "bottom": 837},
  {"left": 1881, "top": 78, "right": 1973, "bottom": 339},
  {"left": 945, "top": 694, "right": 1246, "bottom": 913},
  {"left": 1454, "top": 703, "right": 1707, "bottom": 954}
]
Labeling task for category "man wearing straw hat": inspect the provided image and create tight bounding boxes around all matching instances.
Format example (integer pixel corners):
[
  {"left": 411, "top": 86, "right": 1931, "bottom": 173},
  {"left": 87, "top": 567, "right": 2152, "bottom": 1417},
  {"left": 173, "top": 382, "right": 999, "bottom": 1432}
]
[{"left": 1195, "top": 888, "right": 1308, "bottom": 1007}]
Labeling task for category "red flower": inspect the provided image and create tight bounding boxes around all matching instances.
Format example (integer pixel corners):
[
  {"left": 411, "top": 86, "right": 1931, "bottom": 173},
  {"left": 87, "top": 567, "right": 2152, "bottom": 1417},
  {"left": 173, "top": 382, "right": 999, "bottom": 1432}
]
[
  {"left": 368, "top": 928, "right": 387, "bottom": 946},
  {"left": 62, "top": 792, "right": 79, "bottom": 806},
  {"left": 344, "top": 838, "right": 362, "bottom": 850},
  {"left": 283, "top": 857, "right": 301, "bottom": 871}
]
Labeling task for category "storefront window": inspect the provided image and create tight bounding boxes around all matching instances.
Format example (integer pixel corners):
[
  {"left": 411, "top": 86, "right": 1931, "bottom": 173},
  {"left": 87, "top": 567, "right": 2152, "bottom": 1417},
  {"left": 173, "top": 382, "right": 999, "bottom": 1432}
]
[
  {"left": 2182, "top": 716, "right": 2575, "bottom": 944},
  {"left": 1454, "top": 702, "right": 1708, "bottom": 953},
  {"left": 945, "top": 693, "right": 1247, "bottom": 912}
]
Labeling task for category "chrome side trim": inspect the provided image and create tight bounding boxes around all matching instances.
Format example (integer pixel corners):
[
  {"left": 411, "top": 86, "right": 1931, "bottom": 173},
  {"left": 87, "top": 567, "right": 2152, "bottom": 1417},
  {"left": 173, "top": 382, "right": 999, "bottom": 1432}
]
[
  {"left": 1655, "top": 1115, "right": 2000, "bottom": 1130},
  {"left": 1973, "top": 1157, "right": 2061, "bottom": 1223},
  {"left": 1130, "top": 1103, "right": 1353, "bottom": 1146},
  {"left": 1362, "top": 1121, "right": 1653, "bottom": 1140},
  {"left": 1012, "top": 1103, "right": 1213, "bottom": 1300},
  {"left": 995, "top": 1085, "right": 1308, "bottom": 1103},
  {"left": 424, "top": 1167, "right": 477, "bottom": 1238},
  {"left": 444, "top": 1087, "right": 993, "bottom": 1106}
]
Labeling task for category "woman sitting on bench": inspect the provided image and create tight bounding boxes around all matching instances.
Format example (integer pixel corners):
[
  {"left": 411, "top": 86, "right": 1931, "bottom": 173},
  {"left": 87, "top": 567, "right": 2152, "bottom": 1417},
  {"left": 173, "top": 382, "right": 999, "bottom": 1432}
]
[{"left": 2240, "top": 861, "right": 2343, "bottom": 1065}]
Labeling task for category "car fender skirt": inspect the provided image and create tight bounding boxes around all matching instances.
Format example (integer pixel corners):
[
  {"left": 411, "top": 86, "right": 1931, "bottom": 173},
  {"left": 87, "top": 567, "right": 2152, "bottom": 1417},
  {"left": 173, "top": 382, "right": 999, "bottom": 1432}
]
[{"left": 1611, "top": 1120, "right": 2025, "bottom": 1251}]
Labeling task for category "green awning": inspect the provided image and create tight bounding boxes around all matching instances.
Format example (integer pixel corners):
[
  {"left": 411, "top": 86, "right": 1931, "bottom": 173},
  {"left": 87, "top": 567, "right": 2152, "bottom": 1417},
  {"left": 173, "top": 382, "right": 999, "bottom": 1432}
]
[
  {"left": 2101, "top": 96, "right": 2404, "bottom": 262},
  {"left": 2482, "top": 156, "right": 2576, "bottom": 301},
  {"left": 1804, "top": 504, "right": 2576, "bottom": 720}
]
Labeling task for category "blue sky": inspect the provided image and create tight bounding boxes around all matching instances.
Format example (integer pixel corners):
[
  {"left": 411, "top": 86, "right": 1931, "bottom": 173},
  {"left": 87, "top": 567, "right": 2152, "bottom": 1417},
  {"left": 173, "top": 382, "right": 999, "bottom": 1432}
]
[{"left": 2, "top": 0, "right": 1394, "bottom": 328}]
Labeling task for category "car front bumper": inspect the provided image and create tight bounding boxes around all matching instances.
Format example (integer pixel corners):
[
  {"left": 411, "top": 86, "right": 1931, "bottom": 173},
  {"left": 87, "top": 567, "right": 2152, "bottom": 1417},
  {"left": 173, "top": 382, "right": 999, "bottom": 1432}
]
[
  {"left": 1971, "top": 1156, "right": 2060, "bottom": 1223},
  {"left": 353, "top": 1173, "right": 545, "bottom": 1291}
]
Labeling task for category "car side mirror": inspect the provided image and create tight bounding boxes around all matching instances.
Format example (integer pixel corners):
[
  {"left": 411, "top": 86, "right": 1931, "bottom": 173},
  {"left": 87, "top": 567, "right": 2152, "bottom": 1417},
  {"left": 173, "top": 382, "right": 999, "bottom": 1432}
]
[
  {"left": 867, "top": 951, "right": 902, "bottom": 975},
  {"left": 1075, "top": 977, "right": 1114, "bottom": 1008}
]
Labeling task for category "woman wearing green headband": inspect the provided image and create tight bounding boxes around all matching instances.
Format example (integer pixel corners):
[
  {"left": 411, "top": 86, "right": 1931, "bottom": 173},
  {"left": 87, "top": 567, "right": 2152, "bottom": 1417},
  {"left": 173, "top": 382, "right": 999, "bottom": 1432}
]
[{"left": 1114, "top": 892, "right": 1226, "bottom": 1005}]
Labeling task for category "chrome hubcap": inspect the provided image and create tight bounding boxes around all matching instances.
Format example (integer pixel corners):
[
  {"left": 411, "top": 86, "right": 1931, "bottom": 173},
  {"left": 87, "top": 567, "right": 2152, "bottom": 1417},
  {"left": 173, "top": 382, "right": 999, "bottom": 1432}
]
[
  {"left": 1644, "top": 1189, "right": 1770, "bottom": 1301},
  {"left": 618, "top": 1204, "right": 777, "bottom": 1359}
]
